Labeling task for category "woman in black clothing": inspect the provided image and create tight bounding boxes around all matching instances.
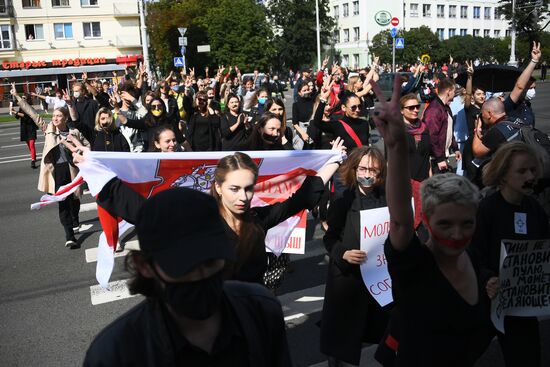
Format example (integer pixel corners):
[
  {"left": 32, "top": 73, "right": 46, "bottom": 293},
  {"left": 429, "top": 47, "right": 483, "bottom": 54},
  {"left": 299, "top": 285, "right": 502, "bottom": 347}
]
[
  {"left": 246, "top": 113, "right": 293, "bottom": 151},
  {"left": 220, "top": 94, "right": 251, "bottom": 151},
  {"left": 473, "top": 141, "right": 548, "bottom": 367},
  {"left": 92, "top": 108, "right": 130, "bottom": 152},
  {"left": 371, "top": 77, "right": 494, "bottom": 366},
  {"left": 312, "top": 93, "right": 369, "bottom": 152},
  {"left": 13, "top": 94, "right": 38, "bottom": 168},
  {"left": 400, "top": 94, "right": 431, "bottom": 229},
  {"left": 187, "top": 91, "right": 221, "bottom": 151},
  {"left": 115, "top": 97, "right": 183, "bottom": 151},
  {"left": 292, "top": 81, "right": 315, "bottom": 147},
  {"left": 265, "top": 98, "right": 294, "bottom": 148},
  {"left": 68, "top": 139, "right": 346, "bottom": 286},
  {"left": 321, "top": 146, "right": 391, "bottom": 366}
]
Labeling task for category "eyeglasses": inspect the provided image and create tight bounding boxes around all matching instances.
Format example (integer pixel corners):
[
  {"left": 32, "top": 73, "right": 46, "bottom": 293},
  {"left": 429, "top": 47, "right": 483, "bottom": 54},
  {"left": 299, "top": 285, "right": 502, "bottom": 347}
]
[
  {"left": 348, "top": 104, "right": 362, "bottom": 112},
  {"left": 197, "top": 98, "right": 207, "bottom": 102},
  {"left": 151, "top": 104, "right": 163, "bottom": 110},
  {"left": 404, "top": 104, "right": 420, "bottom": 111}
]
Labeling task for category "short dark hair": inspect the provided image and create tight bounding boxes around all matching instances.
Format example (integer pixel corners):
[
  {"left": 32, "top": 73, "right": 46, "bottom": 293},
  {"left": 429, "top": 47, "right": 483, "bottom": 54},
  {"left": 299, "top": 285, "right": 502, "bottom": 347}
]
[{"left": 438, "top": 78, "right": 455, "bottom": 94}]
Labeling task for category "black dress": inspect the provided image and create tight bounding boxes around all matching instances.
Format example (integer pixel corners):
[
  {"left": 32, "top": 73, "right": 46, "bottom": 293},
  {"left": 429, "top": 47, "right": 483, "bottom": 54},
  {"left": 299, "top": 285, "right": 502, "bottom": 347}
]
[
  {"left": 17, "top": 109, "right": 37, "bottom": 142},
  {"left": 379, "top": 234, "right": 494, "bottom": 367},
  {"left": 321, "top": 187, "right": 390, "bottom": 365}
]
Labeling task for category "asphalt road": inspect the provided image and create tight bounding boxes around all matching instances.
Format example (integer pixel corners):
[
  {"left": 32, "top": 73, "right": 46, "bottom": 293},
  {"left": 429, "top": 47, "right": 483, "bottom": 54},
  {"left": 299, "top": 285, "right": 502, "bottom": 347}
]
[{"left": 1, "top": 82, "right": 550, "bottom": 366}]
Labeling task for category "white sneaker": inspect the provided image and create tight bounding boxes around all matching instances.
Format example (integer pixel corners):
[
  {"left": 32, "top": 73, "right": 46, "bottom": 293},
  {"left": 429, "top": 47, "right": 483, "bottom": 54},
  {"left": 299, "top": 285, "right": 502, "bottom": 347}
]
[
  {"left": 65, "top": 240, "right": 78, "bottom": 248},
  {"left": 72, "top": 225, "right": 81, "bottom": 233}
]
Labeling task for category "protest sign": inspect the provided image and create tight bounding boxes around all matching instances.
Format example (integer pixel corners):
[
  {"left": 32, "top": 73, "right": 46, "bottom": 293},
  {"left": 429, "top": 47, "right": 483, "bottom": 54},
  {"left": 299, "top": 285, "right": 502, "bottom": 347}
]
[
  {"left": 492, "top": 239, "right": 550, "bottom": 333},
  {"left": 360, "top": 206, "right": 393, "bottom": 307}
]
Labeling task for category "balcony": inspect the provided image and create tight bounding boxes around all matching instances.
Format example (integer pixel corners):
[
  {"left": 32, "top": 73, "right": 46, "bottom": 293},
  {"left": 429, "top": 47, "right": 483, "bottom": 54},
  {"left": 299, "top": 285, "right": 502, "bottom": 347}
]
[{"left": 113, "top": 2, "right": 138, "bottom": 17}]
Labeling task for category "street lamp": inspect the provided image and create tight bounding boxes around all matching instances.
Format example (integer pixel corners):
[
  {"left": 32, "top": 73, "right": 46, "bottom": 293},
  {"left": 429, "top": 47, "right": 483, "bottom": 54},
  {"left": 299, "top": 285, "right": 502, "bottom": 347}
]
[
  {"left": 508, "top": 0, "right": 518, "bottom": 67},
  {"left": 315, "top": 0, "right": 321, "bottom": 71},
  {"left": 138, "top": 0, "right": 151, "bottom": 76}
]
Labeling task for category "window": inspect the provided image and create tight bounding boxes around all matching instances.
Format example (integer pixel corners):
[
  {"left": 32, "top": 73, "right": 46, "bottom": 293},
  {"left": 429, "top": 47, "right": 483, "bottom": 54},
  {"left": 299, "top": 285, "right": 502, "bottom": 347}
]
[
  {"left": 449, "top": 5, "right": 456, "bottom": 18},
  {"left": 52, "top": 0, "right": 70, "bottom": 6},
  {"left": 353, "top": 1, "right": 359, "bottom": 15},
  {"left": 494, "top": 7, "right": 501, "bottom": 19},
  {"left": 333, "top": 5, "right": 339, "bottom": 18},
  {"left": 23, "top": 0, "right": 41, "bottom": 7},
  {"left": 484, "top": 29, "right": 490, "bottom": 37},
  {"left": 333, "top": 29, "right": 340, "bottom": 43},
  {"left": 343, "top": 3, "right": 349, "bottom": 17},
  {"left": 448, "top": 28, "right": 456, "bottom": 38},
  {"left": 410, "top": 3, "right": 418, "bottom": 17},
  {"left": 460, "top": 6, "right": 468, "bottom": 19},
  {"left": 353, "top": 54, "right": 359, "bottom": 69},
  {"left": 80, "top": 0, "right": 97, "bottom": 6},
  {"left": 437, "top": 28, "right": 444, "bottom": 40},
  {"left": 473, "top": 29, "right": 480, "bottom": 37},
  {"left": 83, "top": 22, "right": 101, "bottom": 38},
  {"left": 353, "top": 27, "right": 359, "bottom": 41},
  {"left": 484, "top": 7, "right": 491, "bottom": 19},
  {"left": 423, "top": 4, "right": 431, "bottom": 17},
  {"left": 494, "top": 29, "right": 501, "bottom": 37},
  {"left": 54, "top": 23, "right": 73, "bottom": 39},
  {"left": 473, "top": 7, "right": 480, "bottom": 19},
  {"left": 460, "top": 28, "right": 467, "bottom": 36},
  {"left": 0, "top": 24, "right": 12, "bottom": 49},
  {"left": 505, "top": 29, "right": 511, "bottom": 37},
  {"left": 343, "top": 55, "right": 349, "bottom": 67},
  {"left": 437, "top": 5, "right": 444, "bottom": 18},
  {"left": 343, "top": 29, "right": 349, "bottom": 42},
  {"left": 24, "top": 24, "right": 44, "bottom": 40}
]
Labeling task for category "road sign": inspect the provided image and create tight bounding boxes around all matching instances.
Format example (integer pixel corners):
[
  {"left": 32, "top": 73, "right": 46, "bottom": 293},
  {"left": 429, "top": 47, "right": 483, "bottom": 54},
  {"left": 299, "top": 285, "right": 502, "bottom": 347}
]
[
  {"left": 173, "top": 57, "right": 184, "bottom": 67},
  {"left": 391, "top": 17, "right": 399, "bottom": 27},
  {"left": 390, "top": 28, "right": 397, "bottom": 38},
  {"left": 197, "top": 45, "right": 211, "bottom": 53},
  {"left": 178, "top": 27, "right": 187, "bottom": 36},
  {"left": 178, "top": 37, "right": 187, "bottom": 46},
  {"left": 395, "top": 38, "right": 405, "bottom": 49},
  {"left": 374, "top": 10, "right": 391, "bottom": 26}
]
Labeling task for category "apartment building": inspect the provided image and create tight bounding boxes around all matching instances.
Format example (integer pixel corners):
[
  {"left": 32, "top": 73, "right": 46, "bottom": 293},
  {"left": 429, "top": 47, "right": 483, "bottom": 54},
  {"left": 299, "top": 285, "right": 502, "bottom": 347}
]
[
  {"left": 0, "top": 0, "right": 143, "bottom": 101},
  {"left": 329, "top": 0, "right": 516, "bottom": 68}
]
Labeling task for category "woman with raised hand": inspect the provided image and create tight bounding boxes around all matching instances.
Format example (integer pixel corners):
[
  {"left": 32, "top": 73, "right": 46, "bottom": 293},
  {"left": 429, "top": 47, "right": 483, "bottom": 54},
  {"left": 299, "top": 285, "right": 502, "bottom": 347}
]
[
  {"left": 219, "top": 93, "right": 250, "bottom": 151},
  {"left": 10, "top": 84, "right": 89, "bottom": 249},
  {"left": 321, "top": 146, "right": 390, "bottom": 366},
  {"left": 473, "top": 141, "right": 548, "bottom": 367},
  {"left": 91, "top": 107, "right": 130, "bottom": 152},
  {"left": 66, "top": 136, "right": 346, "bottom": 287},
  {"left": 370, "top": 77, "right": 494, "bottom": 366}
]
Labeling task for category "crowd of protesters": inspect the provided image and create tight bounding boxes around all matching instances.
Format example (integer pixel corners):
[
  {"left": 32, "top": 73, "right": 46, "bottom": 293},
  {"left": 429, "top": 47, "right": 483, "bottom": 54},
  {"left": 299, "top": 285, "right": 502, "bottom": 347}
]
[{"left": 8, "top": 40, "right": 550, "bottom": 366}]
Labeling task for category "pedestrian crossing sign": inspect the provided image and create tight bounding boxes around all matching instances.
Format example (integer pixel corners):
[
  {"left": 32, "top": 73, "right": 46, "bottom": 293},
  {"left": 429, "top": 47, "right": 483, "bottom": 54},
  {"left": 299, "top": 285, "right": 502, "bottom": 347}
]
[
  {"left": 395, "top": 38, "right": 404, "bottom": 49},
  {"left": 173, "top": 57, "right": 184, "bottom": 67}
]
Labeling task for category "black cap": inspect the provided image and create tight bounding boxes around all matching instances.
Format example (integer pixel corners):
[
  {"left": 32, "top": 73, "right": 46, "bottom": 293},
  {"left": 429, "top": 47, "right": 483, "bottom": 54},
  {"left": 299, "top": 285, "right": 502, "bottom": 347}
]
[{"left": 136, "top": 188, "right": 235, "bottom": 278}]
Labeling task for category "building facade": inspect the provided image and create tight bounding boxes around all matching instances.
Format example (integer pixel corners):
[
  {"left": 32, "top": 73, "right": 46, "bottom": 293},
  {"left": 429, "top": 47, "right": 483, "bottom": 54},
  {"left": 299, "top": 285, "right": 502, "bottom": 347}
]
[
  {"left": 0, "top": 0, "right": 143, "bottom": 104},
  {"left": 329, "top": 0, "right": 514, "bottom": 69}
]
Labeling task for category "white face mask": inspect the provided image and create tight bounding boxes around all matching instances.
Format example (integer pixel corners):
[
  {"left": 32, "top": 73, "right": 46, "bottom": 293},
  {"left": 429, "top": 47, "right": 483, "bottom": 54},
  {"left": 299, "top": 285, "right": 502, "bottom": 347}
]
[
  {"left": 73, "top": 91, "right": 81, "bottom": 98},
  {"left": 526, "top": 88, "right": 536, "bottom": 100}
]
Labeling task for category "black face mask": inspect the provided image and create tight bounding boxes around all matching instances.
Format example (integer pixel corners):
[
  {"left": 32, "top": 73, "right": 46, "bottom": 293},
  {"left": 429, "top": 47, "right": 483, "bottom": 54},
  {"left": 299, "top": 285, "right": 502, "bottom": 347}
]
[
  {"left": 262, "top": 133, "right": 279, "bottom": 143},
  {"left": 158, "top": 270, "right": 224, "bottom": 320}
]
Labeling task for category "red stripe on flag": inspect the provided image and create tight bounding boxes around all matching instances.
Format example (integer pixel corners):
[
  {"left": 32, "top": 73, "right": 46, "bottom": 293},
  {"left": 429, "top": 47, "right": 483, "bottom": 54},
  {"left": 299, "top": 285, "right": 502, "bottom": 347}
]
[
  {"left": 55, "top": 175, "right": 84, "bottom": 196},
  {"left": 97, "top": 204, "right": 121, "bottom": 251}
]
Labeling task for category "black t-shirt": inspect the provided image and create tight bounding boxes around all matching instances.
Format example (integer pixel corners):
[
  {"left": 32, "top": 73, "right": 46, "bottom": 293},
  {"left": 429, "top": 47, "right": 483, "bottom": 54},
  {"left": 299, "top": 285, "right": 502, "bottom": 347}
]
[
  {"left": 504, "top": 95, "right": 535, "bottom": 127},
  {"left": 406, "top": 128, "right": 431, "bottom": 181},
  {"left": 384, "top": 234, "right": 494, "bottom": 366},
  {"left": 481, "top": 121, "right": 520, "bottom": 154},
  {"left": 472, "top": 190, "right": 549, "bottom": 276}
]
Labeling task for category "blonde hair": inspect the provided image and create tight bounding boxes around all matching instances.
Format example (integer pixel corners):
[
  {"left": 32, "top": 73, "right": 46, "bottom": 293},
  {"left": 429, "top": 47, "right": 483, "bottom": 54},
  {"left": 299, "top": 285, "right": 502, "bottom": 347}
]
[
  {"left": 482, "top": 141, "right": 542, "bottom": 188},
  {"left": 421, "top": 173, "right": 480, "bottom": 218},
  {"left": 94, "top": 107, "right": 116, "bottom": 132}
]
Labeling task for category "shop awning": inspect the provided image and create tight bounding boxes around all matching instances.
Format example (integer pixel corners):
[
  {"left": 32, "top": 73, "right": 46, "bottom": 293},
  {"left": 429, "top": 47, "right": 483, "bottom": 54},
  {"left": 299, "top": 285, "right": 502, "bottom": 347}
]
[{"left": 0, "top": 64, "right": 126, "bottom": 78}]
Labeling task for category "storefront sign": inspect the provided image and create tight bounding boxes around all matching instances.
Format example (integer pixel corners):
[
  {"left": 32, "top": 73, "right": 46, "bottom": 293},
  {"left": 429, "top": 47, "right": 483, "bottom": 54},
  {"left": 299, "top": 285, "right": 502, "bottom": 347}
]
[
  {"left": 2, "top": 57, "right": 107, "bottom": 70},
  {"left": 374, "top": 10, "right": 392, "bottom": 26}
]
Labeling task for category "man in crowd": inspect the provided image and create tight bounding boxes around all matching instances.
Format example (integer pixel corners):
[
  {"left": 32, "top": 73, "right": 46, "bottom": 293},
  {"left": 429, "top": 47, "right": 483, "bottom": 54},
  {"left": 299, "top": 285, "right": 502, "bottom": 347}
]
[{"left": 84, "top": 187, "right": 291, "bottom": 366}]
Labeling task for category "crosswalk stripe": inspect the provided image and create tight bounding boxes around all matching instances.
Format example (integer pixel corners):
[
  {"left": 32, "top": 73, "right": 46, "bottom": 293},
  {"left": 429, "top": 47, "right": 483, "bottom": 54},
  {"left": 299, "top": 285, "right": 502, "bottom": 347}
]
[
  {"left": 85, "top": 247, "right": 129, "bottom": 263},
  {"left": 1, "top": 141, "right": 44, "bottom": 148},
  {"left": 79, "top": 202, "right": 97, "bottom": 212},
  {"left": 90, "top": 279, "right": 140, "bottom": 305}
]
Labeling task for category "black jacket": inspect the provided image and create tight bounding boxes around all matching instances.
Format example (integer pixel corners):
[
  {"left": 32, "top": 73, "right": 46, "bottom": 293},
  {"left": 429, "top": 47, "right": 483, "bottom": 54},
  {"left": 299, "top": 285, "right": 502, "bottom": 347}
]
[
  {"left": 92, "top": 129, "right": 130, "bottom": 152},
  {"left": 84, "top": 281, "right": 292, "bottom": 367},
  {"left": 74, "top": 97, "right": 100, "bottom": 142}
]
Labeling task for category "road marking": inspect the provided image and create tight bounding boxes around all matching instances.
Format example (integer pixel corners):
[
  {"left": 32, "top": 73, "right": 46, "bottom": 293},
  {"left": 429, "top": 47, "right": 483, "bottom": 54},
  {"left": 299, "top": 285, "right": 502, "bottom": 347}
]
[
  {"left": 90, "top": 279, "right": 139, "bottom": 305},
  {"left": 78, "top": 223, "right": 94, "bottom": 232},
  {"left": 0, "top": 154, "right": 42, "bottom": 164},
  {"left": 85, "top": 247, "right": 129, "bottom": 263},
  {"left": 0, "top": 153, "right": 43, "bottom": 160},
  {"left": 296, "top": 296, "right": 324, "bottom": 302},
  {"left": 1, "top": 141, "right": 44, "bottom": 148},
  {"left": 284, "top": 313, "right": 306, "bottom": 322},
  {"left": 0, "top": 131, "right": 19, "bottom": 137},
  {"left": 79, "top": 202, "right": 97, "bottom": 213}
]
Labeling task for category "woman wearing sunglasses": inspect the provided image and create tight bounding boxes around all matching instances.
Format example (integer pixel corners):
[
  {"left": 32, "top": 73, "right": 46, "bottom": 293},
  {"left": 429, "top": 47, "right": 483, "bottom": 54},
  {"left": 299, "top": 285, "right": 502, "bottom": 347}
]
[
  {"left": 400, "top": 93, "right": 431, "bottom": 230},
  {"left": 115, "top": 97, "right": 183, "bottom": 152},
  {"left": 186, "top": 90, "right": 222, "bottom": 151}
]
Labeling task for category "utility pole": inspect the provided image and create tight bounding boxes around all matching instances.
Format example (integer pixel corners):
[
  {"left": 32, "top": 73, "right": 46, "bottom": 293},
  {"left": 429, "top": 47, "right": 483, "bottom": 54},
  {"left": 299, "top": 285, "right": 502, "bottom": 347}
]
[
  {"left": 138, "top": 0, "right": 151, "bottom": 76},
  {"left": 315, "top": 0, "right": 321, "bottom": 71},
  {"left": 508, "top": 0, "right": 517, "bottom": 67}
]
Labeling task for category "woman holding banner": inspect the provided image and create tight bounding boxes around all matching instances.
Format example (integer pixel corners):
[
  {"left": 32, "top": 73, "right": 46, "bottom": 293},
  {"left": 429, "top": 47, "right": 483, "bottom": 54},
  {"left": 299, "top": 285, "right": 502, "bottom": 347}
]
[
  {"left": 320, "top": 146, "right": 390, "bottom": 367},
  {"left": 370, "top": 77, "right": 494, "bottom": 366},
  {"left": 65, "top": 137, "right": 346, "bottom": 288},
  {"left": 473, "top": 141, "right": 548, "bottom": 367}
]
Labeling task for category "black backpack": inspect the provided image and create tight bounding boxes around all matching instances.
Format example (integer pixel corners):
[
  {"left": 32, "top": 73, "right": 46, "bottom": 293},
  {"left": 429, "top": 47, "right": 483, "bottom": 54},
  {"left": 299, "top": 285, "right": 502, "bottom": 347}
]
[{"left": 496, "top": 119, "right": 550, "bottom": 178}]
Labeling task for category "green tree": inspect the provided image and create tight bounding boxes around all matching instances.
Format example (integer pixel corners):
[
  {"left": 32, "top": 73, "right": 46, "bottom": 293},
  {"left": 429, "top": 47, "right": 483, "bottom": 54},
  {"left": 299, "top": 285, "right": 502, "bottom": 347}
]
[
  {"left": 199, "top": 0, "right": 275, "bottom": 71},
  {"left": 267, "top": 0, "right": 335, "bottom": 70},
  {"left": 498, "top": 0, "right": 550, "bottom": 35},
  {"left": 370, "top": 30, "right": 393, "bottom": 63}
]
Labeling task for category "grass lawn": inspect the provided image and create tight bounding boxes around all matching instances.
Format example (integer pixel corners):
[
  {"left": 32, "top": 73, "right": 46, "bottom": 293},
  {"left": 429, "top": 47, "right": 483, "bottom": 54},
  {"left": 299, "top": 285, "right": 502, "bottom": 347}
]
[{"left": 0, "top": 114, "right": 51, "bottom": 123}]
